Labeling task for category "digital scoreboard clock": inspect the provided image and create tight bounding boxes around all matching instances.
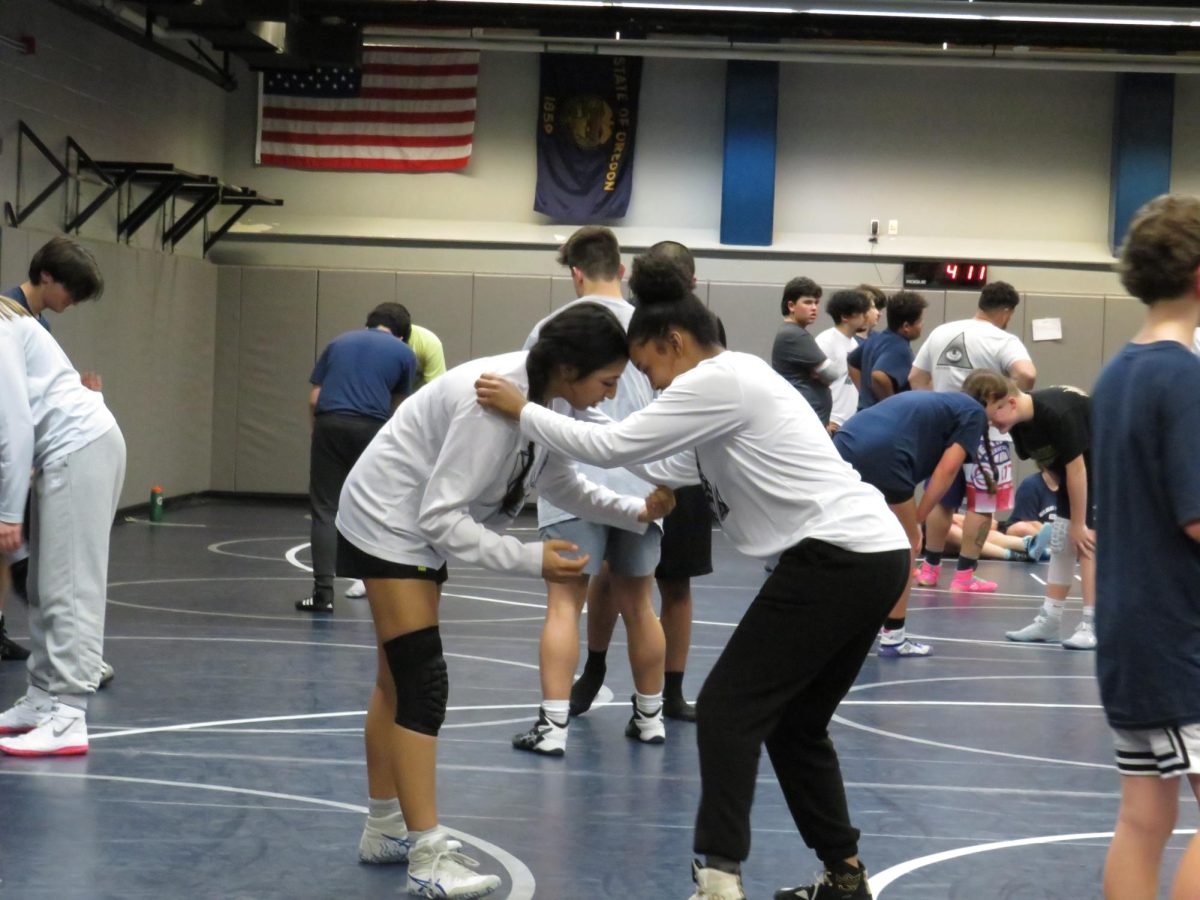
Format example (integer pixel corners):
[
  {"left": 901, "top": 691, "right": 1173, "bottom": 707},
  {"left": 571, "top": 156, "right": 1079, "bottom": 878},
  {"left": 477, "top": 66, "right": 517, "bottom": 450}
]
[{"left": 903, "top": 261, "right": 989, "bottom": 288}]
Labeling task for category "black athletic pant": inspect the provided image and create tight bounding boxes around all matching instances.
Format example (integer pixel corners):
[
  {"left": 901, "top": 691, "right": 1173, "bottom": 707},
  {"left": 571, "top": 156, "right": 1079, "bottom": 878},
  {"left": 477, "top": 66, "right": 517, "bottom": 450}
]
[
  {"left": 309, "top": 413, "right": 386, "bottom": 603},
  {"left": 693, "top": 539, "right": 909, "bottom": 866}
]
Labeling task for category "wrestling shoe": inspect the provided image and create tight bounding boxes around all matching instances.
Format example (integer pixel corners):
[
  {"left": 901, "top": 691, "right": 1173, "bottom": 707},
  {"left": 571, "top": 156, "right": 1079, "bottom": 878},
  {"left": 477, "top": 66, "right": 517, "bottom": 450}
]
[
  {"left": 624, "top": 695, "right": 666, "bottom": 744},
  {"left": 950, "top": 571, "right": 997, "bottom": 593},
  {"left": 775, "top": 863, "right": 871, "bottom": 899},
  {"left": 359, "top": 819, "right": 411, "bottom": 864},
  {"left": 0, "top": 689, "right": 54, "bottom": 734},
  {"left": 295, "top": 595, "right": 334, "bottom": 613},
  {"left": 1006, "top": 614, "right": 1061, "bottom": 643},
  {"left": 689, "top": 861, "right": 747, "bottom": 900},
  {"left": 877, "top": 638, "right": 932, "bottom": 658},
  {"left": 511, "top": 708, "right": 567, "bottom": 756},
  {"left": 406, "top": 833, "right": 500, "bottom": 899},
  {"left": 913, "top": 562, "right": 940, "bottom": 587},
  {"left": 1062, "top": 620, "right": 1097, "bottom": 650},
  {"left": 345, "top": 580, "right": 367, "bottom": 599},
  {"left": 664, "top": 695, "right": 697, "bottom": 722},
  {"left": 568, "top": 669, "right": 604, "bottom": 717},
  {"left": 0, "top": 702, "right": 87, "bottom": 756}
]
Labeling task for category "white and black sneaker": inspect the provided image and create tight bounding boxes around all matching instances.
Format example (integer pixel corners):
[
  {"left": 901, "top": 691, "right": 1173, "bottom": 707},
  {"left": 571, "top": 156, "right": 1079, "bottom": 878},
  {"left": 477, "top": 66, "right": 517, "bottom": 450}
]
[
  {"left": 512, "top": 708, "right": 567, "bottom": 756},
  {"left": 624, "top": 695, "right": 666, "bottom": 744},
  {"left": 406, "top": 833, "right": 500, "bottom": 899}
]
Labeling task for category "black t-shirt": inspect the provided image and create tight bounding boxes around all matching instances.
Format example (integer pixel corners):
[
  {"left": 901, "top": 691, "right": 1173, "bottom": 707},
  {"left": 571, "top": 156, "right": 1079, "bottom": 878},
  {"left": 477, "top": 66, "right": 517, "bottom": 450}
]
[{"left": 1010, "top": 387, "right": 1091, "bottom": 520}]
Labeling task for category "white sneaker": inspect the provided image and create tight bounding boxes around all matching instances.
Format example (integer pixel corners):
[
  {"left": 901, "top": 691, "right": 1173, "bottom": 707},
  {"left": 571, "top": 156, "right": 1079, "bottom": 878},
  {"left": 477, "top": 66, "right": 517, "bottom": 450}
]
[
  {"left": 1062, "top": 620, "right": 1097, "bottom": 650},
  {"left": 512, "top": 708, "right": 568, "bottom": 756},
  {"left": 359, "top": 819, "right": 412, "bottom": 864},
  {"left": 0, "top": 703, "right": 87, "bottom": 756},
  {"left": 1006, "top": 614, "right": 1062, "bottom": 643},
  {"left": 625, "top": 695, "right": 666, "bottom": 745},
  {"left": 689, "top": 861, "right": 746, "bottom": 900},
  {"left": 0, "top": 690, "right": 55, "bottom": 735},
  {"left": 406, "top": 833, "right": 501, "bottom": 899},
  {"left": 345, "top": 580, "right": 367, "bottom": 599},
  {"left": 98, "top": 660, "right": 115, "bottom": 689}
]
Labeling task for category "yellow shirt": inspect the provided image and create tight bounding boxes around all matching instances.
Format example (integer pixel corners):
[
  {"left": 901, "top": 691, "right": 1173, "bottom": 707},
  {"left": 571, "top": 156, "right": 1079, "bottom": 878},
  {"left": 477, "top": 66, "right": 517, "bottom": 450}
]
[{"left": 408, "top": 324, "right": 446, "bottom": 386}]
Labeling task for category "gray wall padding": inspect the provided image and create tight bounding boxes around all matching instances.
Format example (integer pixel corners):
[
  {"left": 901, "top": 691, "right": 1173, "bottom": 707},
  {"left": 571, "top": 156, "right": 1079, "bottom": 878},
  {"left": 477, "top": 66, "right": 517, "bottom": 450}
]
[{"left": 471, "top": 275, "right": 553, "bottom": 358}]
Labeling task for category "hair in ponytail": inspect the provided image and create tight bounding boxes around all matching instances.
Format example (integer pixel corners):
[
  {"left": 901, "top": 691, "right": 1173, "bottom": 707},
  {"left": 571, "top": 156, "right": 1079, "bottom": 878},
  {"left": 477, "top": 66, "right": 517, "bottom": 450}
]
[
  {"left": 525, "top": 302, "right": 628, "bottom": 405},
  {"left": 627, "top": 253, "right": 720, "bottom": 347},
  {"left": 0, "top": 296, "right": 32, "bottom": 321}
]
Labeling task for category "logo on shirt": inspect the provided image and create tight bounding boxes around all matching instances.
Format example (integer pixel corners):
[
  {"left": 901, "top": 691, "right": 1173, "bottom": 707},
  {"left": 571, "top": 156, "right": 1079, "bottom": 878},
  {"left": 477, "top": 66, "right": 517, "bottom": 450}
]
[{"left": 937, "top": 332, "right": 973, "bottom": 370}]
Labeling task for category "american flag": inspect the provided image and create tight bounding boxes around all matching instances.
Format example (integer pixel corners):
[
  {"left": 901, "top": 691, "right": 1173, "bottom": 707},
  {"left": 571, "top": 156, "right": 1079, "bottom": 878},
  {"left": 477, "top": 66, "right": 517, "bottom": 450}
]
[{"left": 257, "top": 48, "right": 479, "bottom": 172}]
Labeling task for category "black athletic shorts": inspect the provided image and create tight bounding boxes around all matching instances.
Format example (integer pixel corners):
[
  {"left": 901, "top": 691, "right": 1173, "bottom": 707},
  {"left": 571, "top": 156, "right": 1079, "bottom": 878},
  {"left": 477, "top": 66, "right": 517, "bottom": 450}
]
[
  {"left": 656, "top": 485, "right": 714, "bottom": 580},
  {"left": 336, "top": 532, "right": 448, "bottom": 585}
]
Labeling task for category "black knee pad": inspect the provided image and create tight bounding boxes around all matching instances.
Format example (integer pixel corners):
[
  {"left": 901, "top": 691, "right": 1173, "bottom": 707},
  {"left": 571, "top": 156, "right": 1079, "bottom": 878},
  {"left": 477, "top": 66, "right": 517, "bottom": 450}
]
[{"left": 383, "top": 626, "right": 448, "bottom": 736}]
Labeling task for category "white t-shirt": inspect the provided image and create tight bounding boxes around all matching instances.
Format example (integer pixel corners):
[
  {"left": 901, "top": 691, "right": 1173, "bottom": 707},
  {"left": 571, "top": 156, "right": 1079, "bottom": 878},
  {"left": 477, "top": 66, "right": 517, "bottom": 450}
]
[
  {"left": 912, "top": 318, "right": 1033, "bottom": 441},
  {"left": 815, "top": 327, "right": 859, "bottom": 427},
  {"left": 0, "top": 313, "right": 116, "bottom": 521},
  {"left": 519, "top": 351, "right": 909, "bottom": 560},
  {"left": 524, "top": 294, "right": 655, "bottom": 529},
  {"left": 336, "top": 351, "right": 647, "bottom": 577}
]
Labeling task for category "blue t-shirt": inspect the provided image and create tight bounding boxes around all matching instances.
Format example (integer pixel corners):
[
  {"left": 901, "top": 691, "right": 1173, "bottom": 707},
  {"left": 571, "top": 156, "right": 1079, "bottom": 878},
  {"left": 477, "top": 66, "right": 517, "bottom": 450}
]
[
  {"left": 1004, "top": 473, "right": 1057, "bottom": 528},
  {"left": 2, "top": 285, "right": 49, "bottom": 331},
  {"left": 310, "top": 329, "right": 416, "bottom": 422},
  {"left": 847, "top": 329, "right": 914, "bottom": 410},
  {"left": 833, "top": 391, "right": 985, "bottom": 496},
  {"left": 1093, "top": 341, "right": 1200, "bottom": 730}
]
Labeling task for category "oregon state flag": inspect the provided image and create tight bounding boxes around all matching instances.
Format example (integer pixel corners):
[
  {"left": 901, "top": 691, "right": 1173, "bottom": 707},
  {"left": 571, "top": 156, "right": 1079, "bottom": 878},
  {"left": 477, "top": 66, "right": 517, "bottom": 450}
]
[{"left": 535, "top": 54, "right": 642, "bottom": 220}]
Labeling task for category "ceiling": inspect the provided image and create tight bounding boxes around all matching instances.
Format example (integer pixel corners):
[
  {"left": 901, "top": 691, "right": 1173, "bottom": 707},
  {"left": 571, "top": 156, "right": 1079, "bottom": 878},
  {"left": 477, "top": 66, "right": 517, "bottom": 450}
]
[{"left": 52, "top": 0, "right": 1200, "bottom": 89}]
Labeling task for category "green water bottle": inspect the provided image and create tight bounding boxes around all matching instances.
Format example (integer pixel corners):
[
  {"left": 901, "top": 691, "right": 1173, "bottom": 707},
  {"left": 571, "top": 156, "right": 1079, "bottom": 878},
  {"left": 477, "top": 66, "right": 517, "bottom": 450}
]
[{"left": 149, "top": 486, "right": 164, "bottom": 523}]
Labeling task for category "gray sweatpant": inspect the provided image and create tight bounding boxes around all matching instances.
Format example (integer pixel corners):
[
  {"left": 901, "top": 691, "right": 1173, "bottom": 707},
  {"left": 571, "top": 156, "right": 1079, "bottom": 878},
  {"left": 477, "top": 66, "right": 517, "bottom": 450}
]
[{"left": 26, "top": 424, "right": 126, "bottom": 710}]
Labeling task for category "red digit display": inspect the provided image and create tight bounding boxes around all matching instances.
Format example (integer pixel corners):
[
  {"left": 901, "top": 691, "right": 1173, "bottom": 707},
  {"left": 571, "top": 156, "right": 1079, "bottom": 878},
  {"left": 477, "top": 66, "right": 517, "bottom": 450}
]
[{"left": 944, "top": 263, "right": 959, "bottom": 280}]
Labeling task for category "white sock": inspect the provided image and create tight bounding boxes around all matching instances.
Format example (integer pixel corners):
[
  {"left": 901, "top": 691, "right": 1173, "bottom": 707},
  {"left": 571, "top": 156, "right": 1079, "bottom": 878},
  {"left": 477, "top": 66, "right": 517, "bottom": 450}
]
[
  {"left": 880, "top": 626, "right": 906, "bottom": 645},
  {"left": 1081, "top": 606, "right": 1095, "bottom": 624},
  {"left": 410, "top": 826, "right": 448, "bottom": 849},
  {"left": 635, "top": 691, "right": 663, "bottom": 716},
  {"left": 1042, "top": 598, "right": 1065, "bottom": 620},
  {"left": 542, "top": 699, "right": 570, "bottom": 727},
  {"left": 367, "top": 797, "right": 404, "bottom": 828}
]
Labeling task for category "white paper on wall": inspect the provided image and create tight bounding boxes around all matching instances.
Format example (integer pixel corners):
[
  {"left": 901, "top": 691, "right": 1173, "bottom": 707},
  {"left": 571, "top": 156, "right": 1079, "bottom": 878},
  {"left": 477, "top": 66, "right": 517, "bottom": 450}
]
[{"left": 1031, "top": 318, "right": 1063, "bottom": 342}]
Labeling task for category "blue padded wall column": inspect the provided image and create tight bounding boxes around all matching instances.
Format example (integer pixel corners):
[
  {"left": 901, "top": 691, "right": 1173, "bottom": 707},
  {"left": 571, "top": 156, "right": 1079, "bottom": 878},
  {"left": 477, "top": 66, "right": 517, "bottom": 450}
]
[
  {"left": 720, "top": 60, "right": 779, "bottom": 246},
  {"left": 1110, "top": 73, "right": 1174, "bottom": 255}
]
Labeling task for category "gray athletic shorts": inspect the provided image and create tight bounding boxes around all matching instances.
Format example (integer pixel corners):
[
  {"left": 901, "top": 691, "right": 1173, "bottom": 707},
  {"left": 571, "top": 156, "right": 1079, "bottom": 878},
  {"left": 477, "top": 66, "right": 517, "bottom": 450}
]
[
  {"left": 1113, "top": 724, "right": 1200, "bottom": 778},
  {"left": 540, "top": 519, "right": 662, "bottom": 577}
]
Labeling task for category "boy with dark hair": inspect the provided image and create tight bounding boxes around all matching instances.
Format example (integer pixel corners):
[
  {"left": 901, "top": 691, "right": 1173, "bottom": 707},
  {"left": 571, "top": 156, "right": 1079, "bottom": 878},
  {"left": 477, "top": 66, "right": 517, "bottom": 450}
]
[
  {"left": 910, "top": 280, "right": 1037, "bottom": 594},
  {"left": 816, "top": 290, "right": 871, "bottom": 432},
  {"left": 772, "top": 277, "right": 837, "bottom": 425},
  {"left": 297, "top": 305, "right": 417, "bottom": 614},
  {"left": 856, "top": 284, "right": 887, "bottom": 336},
  {"left": 847, "top": 291, "right": 926, "bottom": 410},
  {"left": 1093, "top": 194, "right": 1200, "bottom": 899},
  {"left": 556, "top": 225, "right": 623, "bottom": 282}
]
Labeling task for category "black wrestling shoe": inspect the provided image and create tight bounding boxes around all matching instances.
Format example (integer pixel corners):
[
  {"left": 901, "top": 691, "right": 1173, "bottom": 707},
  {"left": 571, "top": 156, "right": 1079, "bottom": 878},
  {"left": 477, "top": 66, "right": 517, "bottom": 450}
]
[
  {"left": 663, "top": 694, "right": 697, "bottom": 722},
  {"left": 775, "top": 863, "right": 871, "bottom": 899},
  {"left": 0, "top": 630, "right": 29, "bottom": 661},
  {"left": 295, "top": 595, "right": 334, "bottom": 613}
]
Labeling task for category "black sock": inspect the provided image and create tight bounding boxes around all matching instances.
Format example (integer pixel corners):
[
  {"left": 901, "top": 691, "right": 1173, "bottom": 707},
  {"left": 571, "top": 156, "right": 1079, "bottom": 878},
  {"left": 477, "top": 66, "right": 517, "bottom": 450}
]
[
  {"left": 956, "top": 556, "right": 978, "bottom": 573},
  {"left": 924, "top": 550, "right": 943, "bottom": 567},
  {"left": 583, "top": 649, "right": 607, "bottom": 676},
  {"left": 704, "top": 855, "right": 741, "bottom": 875},
  {"left": 664, "top": 670, "right": 685, "bottom": 700},
  {"left": 883, "top": 617, "right": 905, "bottom": 631}
]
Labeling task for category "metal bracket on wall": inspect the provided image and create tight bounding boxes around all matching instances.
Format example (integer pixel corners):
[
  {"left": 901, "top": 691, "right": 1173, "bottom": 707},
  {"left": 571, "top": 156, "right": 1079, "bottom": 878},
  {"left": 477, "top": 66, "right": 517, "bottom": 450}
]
[
  {"left": 203, "top": 188, "right": 282, "bottom": 255},
  {"left": 4, "top": 121, "right": 71, "bottom": 228}
]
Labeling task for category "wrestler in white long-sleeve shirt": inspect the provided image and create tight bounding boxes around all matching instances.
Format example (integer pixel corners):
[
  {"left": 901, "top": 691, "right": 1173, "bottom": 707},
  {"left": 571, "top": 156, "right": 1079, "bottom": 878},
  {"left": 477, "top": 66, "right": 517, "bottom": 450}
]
[
  {"left": 336, "top": 351, "right": 649, "bottom": 576},
  {"left": 518, "top": 351, "right": 908, "bottom": 558}
]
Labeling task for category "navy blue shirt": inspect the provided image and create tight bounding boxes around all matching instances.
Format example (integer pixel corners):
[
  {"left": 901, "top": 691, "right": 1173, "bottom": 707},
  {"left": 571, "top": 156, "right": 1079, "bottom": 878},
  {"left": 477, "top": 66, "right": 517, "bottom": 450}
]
[
  {"left": 847, "top": 329, "right": 914, "bottom": 410},
  {"left": 2, "top": 285, "right": 49, "bottom": 331},
  {"left": 310, "top": 329, "right": 416, "bottom": 422},
  {"left": 1004, "top": 473, "right": 1057, "bottom": 528},
  {"left": 833, "top": 391, "right": 985, "bottom": 498},
  {"left": 1094, "top": 341, "right": 1200, "bottom": 730}
]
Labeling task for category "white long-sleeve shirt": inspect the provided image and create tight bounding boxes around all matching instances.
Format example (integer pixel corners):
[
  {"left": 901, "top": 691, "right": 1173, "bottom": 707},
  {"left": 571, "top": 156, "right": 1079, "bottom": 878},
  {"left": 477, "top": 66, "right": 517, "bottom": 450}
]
[
  {"left": 336, "top": 351, "right": 648, "bottom": 577},
  {"left": 523, "top": 295, "right": 655, "bottom": 529},
  {"left": 518, "top": 351, "right": 909, "bottom": 559},
  {"left": 0, "top": 313, "right": 115, "bottom": 522}
]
